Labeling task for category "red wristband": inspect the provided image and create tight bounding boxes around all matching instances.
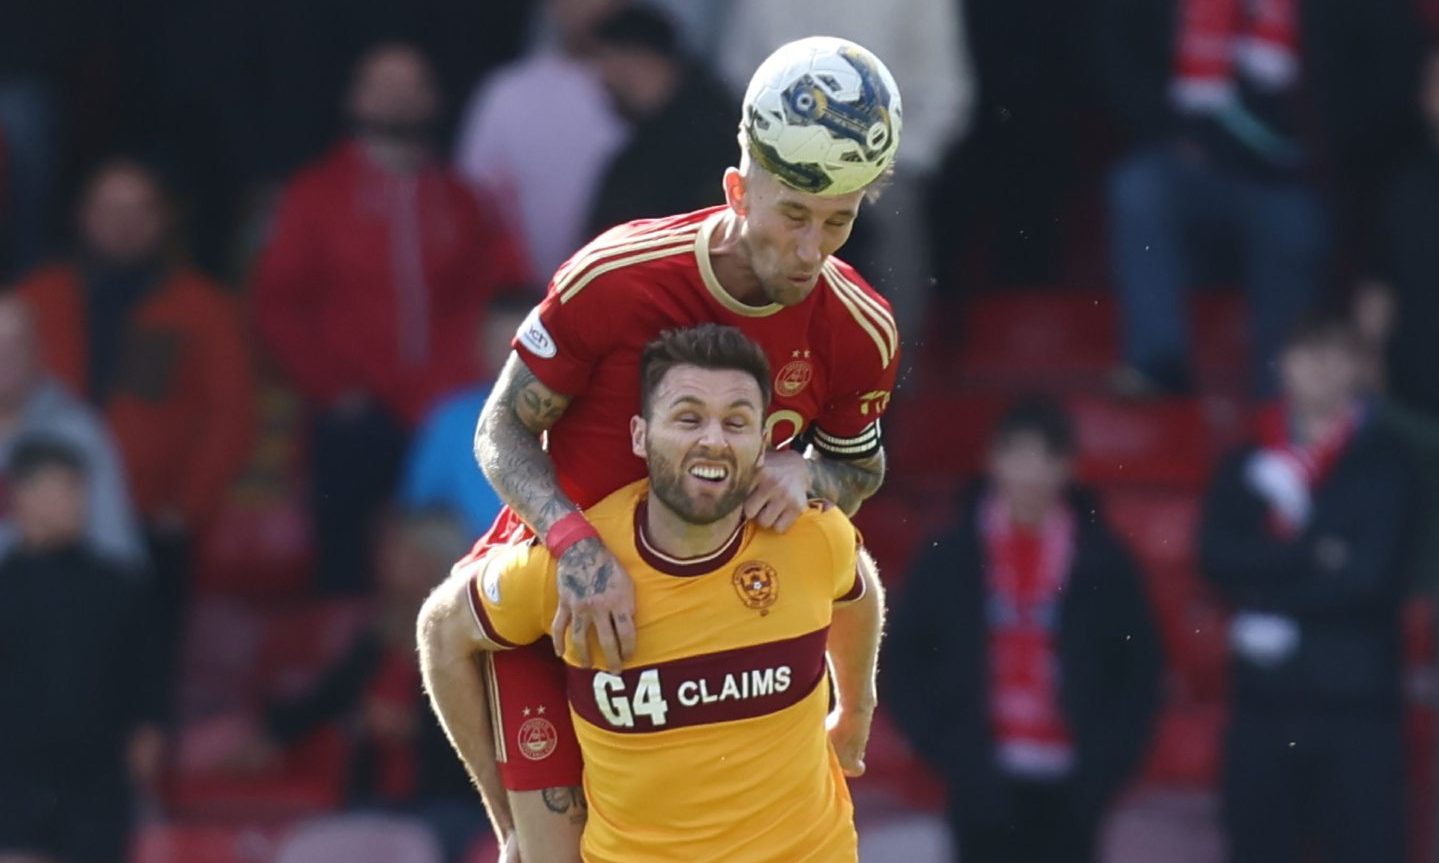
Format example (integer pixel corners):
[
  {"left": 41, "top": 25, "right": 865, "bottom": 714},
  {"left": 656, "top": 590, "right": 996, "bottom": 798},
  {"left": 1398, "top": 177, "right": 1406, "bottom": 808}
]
[{"left": 545, "top": 511, "right": 599, "bottom": 558}]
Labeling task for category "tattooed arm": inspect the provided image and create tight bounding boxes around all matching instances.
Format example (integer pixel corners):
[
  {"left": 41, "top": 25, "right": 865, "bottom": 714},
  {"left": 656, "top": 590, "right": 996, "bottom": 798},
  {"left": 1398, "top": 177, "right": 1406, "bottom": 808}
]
[
  {"left": 474, "top": 354, "right": 637, "bottom": 670},
  {"left": 744, "top": 447, "right": 886, "bottom": 532},
  {"left": 808, "top": 448, "right": 886, "bottom": 515}
]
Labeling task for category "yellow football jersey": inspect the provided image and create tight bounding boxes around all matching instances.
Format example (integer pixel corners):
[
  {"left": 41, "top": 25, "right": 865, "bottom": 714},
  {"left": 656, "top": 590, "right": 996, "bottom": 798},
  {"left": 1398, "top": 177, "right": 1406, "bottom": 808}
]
[{"left": 465, "top": 479, "right": 864, "bottom": 863}]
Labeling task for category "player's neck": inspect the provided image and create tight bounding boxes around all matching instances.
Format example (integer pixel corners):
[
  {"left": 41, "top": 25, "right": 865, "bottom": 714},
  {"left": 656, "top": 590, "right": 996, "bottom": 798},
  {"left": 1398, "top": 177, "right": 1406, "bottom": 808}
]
[
  {"left": 706, "top": 211, "right": 768, "bottom": 307},
  {"left": 643, "top": 495, "right": 745, "bottom": 562}
]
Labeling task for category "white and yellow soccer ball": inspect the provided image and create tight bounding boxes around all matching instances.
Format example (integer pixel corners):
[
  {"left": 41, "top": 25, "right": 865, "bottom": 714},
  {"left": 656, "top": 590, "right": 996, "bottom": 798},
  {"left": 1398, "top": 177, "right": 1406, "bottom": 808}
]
[{"left": 740, "top": 36, "right": 903, "bottom": 196}]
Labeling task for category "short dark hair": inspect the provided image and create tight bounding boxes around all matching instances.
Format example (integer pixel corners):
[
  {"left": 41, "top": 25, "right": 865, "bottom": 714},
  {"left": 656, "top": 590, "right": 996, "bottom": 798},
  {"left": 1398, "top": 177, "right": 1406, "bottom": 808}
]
[
  {"left": 6, "top": 436, "right": 89, "bottom": 483},
  {"left": 593, "top": 6, "right": 683, "bottom": 59},
  {"left": 639, "top": 324, "right": 772, "bottom": 417},
  {"left": 990, "top": 396, "right": 1076, "bottom": 457},
  {"left": 1282, "top": 305, "right": 1361, "bottom": 354}
]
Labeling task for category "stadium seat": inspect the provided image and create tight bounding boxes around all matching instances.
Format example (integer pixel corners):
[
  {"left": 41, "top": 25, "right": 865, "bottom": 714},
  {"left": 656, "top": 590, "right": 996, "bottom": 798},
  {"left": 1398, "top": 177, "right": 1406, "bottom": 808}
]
[
  {"left": 1192, "top": 291, "right": 1251, "bottom": 393},
  {"left": 273, "top": 815, "right": 443, "bottom": 863},
  {"left": 132, "top": 821, "right": 290, "bottom": 863},
  {"left": 883, "top": 392, "right": 1010, "bottom": 483},
  {"left": 178, "top": 597, "right": 265, "bottom": 716},
  {"left": 1066, "top": 395, "right": 1216, "bottom": 488},
  {"left": 1101, "top": 488, "right": 1201, "bottom": 574},
  {"left": 851, "top": 487, "right": 957, "bottom": 586},
  {"left": 955, "top": 291, "right": 1119, "bottom": 388},
  {"left": 195, "top": 496, "right": 314, "bottom": 598},
  {"left": 252, "top": 599, "right": 370, "bottom": 700},
  {"left": 162, "top": 727, "right": 348, "bottom": 821}
]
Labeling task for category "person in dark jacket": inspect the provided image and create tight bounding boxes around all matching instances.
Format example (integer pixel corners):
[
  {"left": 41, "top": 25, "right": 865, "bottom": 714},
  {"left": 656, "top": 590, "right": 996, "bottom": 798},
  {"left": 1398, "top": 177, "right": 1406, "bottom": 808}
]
[
  {"left": 1199, "top": 310, "right": 1422, "bottom": 863},
  {"left": 886, "top": 399, "right": 1163, "bottom": 863},
  {"left": 1095, "top": 0, "right": 1421, "bottom": 396},
  {"left": 0, "top": 437, "right": 163, "bottom": 863},
  {"left": 583, "top": 4, "right": 738, "bottom": 237}
]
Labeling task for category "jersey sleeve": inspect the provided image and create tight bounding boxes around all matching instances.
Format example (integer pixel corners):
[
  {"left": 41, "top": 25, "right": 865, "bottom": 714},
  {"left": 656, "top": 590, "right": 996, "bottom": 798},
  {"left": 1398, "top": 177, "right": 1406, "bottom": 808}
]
[
  {"left": 809, "top": 502, "right": 866, "bottom": 603},
  {"left": 810, "top": 267, "right": 901, "bottom": 461},
  {"left": 465, "top": 541, "right": 558, "bottom": 649},
  {"left": 512, "top": 284, "right": 610, "bottom": 398}
]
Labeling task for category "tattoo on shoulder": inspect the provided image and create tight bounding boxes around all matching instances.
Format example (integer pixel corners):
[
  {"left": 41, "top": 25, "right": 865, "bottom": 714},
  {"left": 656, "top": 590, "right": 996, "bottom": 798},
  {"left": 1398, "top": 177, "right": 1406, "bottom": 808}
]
[
  {"left": 542, "top": 785, "right": 588, "bottom": 825},
  {"left": 506, "top": 364, "right": 569, "bottom": 433}
]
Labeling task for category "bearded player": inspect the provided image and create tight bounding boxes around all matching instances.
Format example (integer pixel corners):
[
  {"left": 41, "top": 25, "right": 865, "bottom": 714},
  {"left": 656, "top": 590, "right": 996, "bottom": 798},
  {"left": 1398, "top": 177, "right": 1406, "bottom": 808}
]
[
  {"left": 452, "top": 37, "right": 903, "bottom": 860},
  {"left": 422, "top": 325, "right": 882, "bottom": 862}
]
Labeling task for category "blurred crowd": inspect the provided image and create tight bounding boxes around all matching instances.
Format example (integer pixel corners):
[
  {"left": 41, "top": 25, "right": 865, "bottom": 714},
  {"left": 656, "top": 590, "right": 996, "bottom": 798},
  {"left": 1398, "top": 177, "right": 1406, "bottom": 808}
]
[{"left": 0, "top": 0, "right": 1437, "bottom": 861}]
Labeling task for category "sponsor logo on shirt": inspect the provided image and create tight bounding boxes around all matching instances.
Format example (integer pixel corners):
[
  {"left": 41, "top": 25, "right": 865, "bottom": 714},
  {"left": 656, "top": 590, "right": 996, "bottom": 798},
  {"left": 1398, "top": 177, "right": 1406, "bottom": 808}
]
[{"left": 518, "top": 309, "right": 557, "bottom": 359}]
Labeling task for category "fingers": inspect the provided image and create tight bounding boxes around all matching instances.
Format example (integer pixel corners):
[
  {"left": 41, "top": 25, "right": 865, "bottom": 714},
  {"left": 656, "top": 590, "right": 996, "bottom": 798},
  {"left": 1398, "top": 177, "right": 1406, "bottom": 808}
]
[
  {"left": 842, "top": 756, "right": 866, "bottom": 778},
  {"left": 570, "top": 615, "right": 591, "bottom": 669},
  {"left": 550, "top": 607, "right": 572, "bottom": 658},
  {"left": 614, "top": 611, "right": 637, "bottom": 664},
  {"left": 593, "top": 615, "right": 623, "bottom": 674}
]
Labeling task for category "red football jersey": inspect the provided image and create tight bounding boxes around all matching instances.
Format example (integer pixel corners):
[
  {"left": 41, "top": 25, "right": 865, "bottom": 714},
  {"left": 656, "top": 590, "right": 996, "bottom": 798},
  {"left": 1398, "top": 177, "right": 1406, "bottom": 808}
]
[{"left": 512, "top": 206, "right": 899, "bottom": 509}]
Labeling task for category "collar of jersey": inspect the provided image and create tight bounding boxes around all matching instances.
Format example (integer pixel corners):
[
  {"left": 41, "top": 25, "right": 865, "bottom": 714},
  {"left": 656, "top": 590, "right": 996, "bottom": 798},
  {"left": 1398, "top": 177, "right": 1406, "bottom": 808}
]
[
  {"left": 694, "top": 212, "right": 785, "bottom": 318},
  {"left": 633, "top": 496, "right": 748, "bottom": 577}
]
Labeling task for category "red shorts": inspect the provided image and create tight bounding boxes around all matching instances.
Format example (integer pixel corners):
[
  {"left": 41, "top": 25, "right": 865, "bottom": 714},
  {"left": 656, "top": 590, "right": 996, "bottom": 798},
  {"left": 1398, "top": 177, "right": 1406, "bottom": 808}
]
[{"left": 467, "top": 509, "right": 585, "bottom": 791}]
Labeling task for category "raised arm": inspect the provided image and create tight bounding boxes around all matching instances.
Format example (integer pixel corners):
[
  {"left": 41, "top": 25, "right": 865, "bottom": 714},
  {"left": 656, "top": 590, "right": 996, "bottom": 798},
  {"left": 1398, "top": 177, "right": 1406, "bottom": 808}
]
[
  {"left": 416, "top": 567, "right": 515, "bottom": 844},
  {"left": 474, "top": 354, "right": 636, "bottom": 671},
  {"left": 827, "top": 549, "right": 885, "bottom": 776}
]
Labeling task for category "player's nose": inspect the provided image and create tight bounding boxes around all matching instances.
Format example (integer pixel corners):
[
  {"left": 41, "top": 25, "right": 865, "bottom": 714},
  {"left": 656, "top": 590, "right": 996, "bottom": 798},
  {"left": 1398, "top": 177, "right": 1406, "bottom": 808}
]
[{"left": 795, "top": 226, "right": 822, "bottom": 268}]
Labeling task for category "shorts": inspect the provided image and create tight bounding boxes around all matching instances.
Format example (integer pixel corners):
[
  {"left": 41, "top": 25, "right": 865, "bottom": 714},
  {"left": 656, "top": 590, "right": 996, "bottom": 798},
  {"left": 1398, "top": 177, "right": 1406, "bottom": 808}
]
[
  {"left": 466, "top": 510, "right": 585, "bottom": 792},
  {"left": 0, "top": 768, "right": 132, "bottom": 863}
]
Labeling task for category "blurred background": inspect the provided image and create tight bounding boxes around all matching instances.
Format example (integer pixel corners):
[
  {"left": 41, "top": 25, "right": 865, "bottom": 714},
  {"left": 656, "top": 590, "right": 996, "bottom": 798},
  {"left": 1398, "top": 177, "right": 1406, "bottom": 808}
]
[{"left": 0, "top": 0, "right": 1437, "bottom": 861}]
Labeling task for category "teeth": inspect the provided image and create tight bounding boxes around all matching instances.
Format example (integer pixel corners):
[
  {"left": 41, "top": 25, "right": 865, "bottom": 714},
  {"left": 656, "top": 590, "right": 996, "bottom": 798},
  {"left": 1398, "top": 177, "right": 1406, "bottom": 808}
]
[{"left": 689, "top": 465, "right": 728, "bottom": 481}]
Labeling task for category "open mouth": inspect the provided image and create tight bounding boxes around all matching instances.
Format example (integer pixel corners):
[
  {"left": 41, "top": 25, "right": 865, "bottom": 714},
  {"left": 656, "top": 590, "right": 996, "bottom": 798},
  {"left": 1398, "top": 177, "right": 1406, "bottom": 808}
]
[{"left": 687, "top": 463, "right": 730, "bottom": 484}]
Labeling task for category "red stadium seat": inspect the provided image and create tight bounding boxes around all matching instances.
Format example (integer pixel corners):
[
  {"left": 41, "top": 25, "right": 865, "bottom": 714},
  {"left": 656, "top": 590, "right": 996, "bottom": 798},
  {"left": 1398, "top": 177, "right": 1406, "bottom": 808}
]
[
  {"left": 956, "top": 291, "right": 1119, "bottom": 388},
  {"left": 163, "top": 728, "right": 348, "bottom": 821},
  {"left": 883, "top": 392, "right": 1010, "bottom": 483},
  {"left": 1067, "top": 395, "right": 1216, "bottom": 488},
  {"left": 851, "top": 487, "right": 958, "bottom": 585},
  {"left": 256, "top": 600, "right": 370, "bottom": 699},
  {"left": 196, "top": 497, "right": 314, "bottom": 598},
  {"left": 1192, "top": 291, "right": 1251, "bottom": 393},
  {"left": 1102, "top": 488, "right": 1201, "bottom": 574}
]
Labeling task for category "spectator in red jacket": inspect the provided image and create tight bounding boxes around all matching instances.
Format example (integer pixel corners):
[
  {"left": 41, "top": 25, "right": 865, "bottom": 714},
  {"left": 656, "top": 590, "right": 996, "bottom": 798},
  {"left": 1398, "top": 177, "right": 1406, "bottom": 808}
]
[
  {"left": 15, "top": 158, "right": 258, "bottom": 710},
  {"left": 256, "top": 42, "right": 529, "bottom": 593}
]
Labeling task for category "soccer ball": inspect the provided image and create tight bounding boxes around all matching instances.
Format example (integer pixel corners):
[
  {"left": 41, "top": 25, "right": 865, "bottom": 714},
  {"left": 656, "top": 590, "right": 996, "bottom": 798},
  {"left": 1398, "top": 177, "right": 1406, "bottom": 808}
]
[{"left": 741, "top": 36, "right": 903, "bottom": 196}]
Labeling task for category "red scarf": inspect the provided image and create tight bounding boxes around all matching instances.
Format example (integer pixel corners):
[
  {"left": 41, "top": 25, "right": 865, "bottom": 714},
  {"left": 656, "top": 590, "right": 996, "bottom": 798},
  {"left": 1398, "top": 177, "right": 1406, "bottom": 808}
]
[
  {"left": 981, "top": 495, "right": 1076, "bottom": 770},
  {"left": 1253, "top": 400, "right": 1362, "bottom": 535},
  {"left": 1173, "top": 0, "right": 1300, "bottom": 111}
]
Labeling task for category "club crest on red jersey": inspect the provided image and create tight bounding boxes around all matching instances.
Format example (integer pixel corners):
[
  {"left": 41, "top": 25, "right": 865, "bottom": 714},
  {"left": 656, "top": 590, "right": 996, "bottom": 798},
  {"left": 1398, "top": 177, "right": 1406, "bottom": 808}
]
[
  {"left": 517, "top": 715, "right": 558, "bottom": 761},
  {"left": 732, "top": 561, "right": 779, "bottom": 613},
  {"left": 776, "top": 350, "right": 814, "bottom": 398}
]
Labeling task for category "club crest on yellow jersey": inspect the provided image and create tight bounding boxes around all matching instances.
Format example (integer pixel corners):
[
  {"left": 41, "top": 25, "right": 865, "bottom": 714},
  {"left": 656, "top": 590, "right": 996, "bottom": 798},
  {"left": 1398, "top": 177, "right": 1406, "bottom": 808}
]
[{"left": 732, "top": 561, "right": 779, "bottom": 613}]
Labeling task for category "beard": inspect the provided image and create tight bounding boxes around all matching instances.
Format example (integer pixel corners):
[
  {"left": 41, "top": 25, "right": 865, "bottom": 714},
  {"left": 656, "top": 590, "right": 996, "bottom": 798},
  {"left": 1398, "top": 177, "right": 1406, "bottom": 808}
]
[{"left": 647, "top": 445, "right": 759, "bottom": 526}]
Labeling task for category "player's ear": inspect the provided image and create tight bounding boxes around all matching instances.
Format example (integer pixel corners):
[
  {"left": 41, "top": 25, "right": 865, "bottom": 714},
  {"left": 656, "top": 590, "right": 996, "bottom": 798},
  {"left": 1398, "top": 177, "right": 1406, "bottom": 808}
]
[
  {"left": 723, "top": 167, "right": 746, "bottom": 216},
  {"left": 630, "top": 415, "right": 647, "bottom": 458}
]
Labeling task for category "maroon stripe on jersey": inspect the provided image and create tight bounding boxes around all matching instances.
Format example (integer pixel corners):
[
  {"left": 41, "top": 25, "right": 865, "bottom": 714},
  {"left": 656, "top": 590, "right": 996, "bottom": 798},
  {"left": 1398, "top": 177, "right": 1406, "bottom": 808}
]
[
  {"left": 567, "top": 627, "right": 829, "bottom": 734},
  {"left": 633, "top": 498, "right": 747, "bottom": 577},
  {"left": 467, "top": 572, "right": 523, "bottom": 649},
  {"left": 836, "top": 571, "right": 866, "bottom": 603}
]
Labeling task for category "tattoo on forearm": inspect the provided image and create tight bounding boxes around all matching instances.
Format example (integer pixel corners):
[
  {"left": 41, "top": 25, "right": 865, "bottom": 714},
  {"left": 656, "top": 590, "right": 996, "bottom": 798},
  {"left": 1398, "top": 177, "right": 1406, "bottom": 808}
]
[
  {"left": 474, "top": 359, "right": 577, "bottom": 536},
  {"left": 542, "top": 785, "right": 588, "bottom": 825},
  {"left": 810, "top": 452, "right": 885, "bottom": 514}
]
